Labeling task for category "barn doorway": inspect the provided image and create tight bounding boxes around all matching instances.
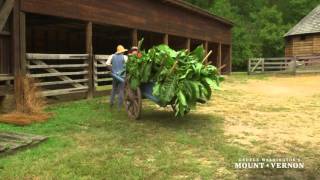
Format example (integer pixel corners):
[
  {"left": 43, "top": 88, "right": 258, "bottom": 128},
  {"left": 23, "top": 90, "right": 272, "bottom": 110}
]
[
  {"left": 138, "top": 30, "right": 164, "bottom": 50},
  {"left": 92, "top": 24, "right": 132, "bottom": 89},
  {"left": 93, "top": 24, "right": 132, "bottom": 55},
  {"left": 169, "top": 35, "right": 187, "bottom": 51},
  {"left": 208, "top": 42, "right": 219, "bottom": 67},
  {"left": 190, "top": 39, "right": 204, "bottom": 51},
  {"left": 26, "top": 14, "right": 90, "bottom": 97},
  {"left": 221, "top": 44, "right": 231, "bottom": 74},
  {"left": 26, "top": 14, "right": 86, "bottom": 54}
]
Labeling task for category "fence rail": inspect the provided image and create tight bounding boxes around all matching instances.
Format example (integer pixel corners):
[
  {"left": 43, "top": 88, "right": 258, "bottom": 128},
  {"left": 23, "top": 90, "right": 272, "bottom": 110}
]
[
  {"left": 248, "top": 56, "right": 320, "bottom": 75},
  {"left": 26, "top": 53, "right": 90, "bottom": 97},
  {"left": 94, "top": 55, "right": 112, "bottom": 91}
]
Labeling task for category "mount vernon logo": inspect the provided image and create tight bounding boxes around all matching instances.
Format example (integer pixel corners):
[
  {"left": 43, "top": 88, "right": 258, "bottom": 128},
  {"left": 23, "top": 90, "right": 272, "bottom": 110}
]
[{"left": 234, "top": 157, "right": 304, "bottom": 169}]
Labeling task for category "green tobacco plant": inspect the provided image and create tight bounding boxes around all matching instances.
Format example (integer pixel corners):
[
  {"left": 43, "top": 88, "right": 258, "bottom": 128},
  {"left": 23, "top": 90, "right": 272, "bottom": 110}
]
[{"left": 126, "top": 41, "right": 221, "bottom": 117}]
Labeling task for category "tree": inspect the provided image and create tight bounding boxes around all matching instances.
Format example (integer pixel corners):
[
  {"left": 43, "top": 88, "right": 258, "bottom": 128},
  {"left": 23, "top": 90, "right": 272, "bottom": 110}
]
[
  {"left": 185, "top": 0, "right": 319, "bottom": 71},
  {"left": 251, "top": 6, "right": 289, "bottom": 57}
]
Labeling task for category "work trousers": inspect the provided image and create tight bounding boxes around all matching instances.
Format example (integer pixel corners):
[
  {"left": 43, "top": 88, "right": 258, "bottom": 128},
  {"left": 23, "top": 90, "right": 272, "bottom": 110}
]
[{"left": 110, "top": 78, "right": 125, "bottom": 109}]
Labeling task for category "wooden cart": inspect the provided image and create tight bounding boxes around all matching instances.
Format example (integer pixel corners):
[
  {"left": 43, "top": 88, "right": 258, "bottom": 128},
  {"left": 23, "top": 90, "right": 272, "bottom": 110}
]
[{"left": 111, "top": 73, "right": 174, "bottom": 120}]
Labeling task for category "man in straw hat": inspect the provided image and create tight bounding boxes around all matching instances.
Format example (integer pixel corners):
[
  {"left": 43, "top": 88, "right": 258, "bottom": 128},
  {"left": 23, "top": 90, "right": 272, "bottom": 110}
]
[{"left": 106, "top": 45, "right": 128, "bottom": 109}]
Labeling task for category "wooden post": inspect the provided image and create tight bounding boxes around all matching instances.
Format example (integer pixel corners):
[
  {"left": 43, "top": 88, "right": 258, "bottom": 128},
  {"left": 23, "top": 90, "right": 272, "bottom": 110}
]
[
  {"left": 13, "top": 0, "right": 22, "bottom": 111},
  {"left": 0, "top": 0, "right": 15, "bottom": 32},
  {"left": 293, "top": 56, "right": 297, "bottom": 75},
  {"left": 204, "top": 41, "right": 208, "bottom": 53},
  {"left": 204, "top": 41, "right": 209, "bottom": 64},
  {"left": 218, "top": 43, "right": 222, "bottom": 74},
  {"left": 132, "top": 29, "right": 138, "bottom": 47},
  {"left": 163, "top": 34, "right": 169, "bottom": 45},
  {"left": 229, "top": 45, "right": 232, "bottom": 73},
  {"left": 86, "top": 22, "right": 93, "bottom": 98},
  {"left": 186, "top": 38, "right": 191, "bottom": 51},
  {"left": 248, "top": 59, "right": 251, "bottom": 75},
  {"left": 261, "top": 58, "right": 265, "bottom": 73},
  {"left": 20, "top": 12, "right": 26, "bottom": 75}
]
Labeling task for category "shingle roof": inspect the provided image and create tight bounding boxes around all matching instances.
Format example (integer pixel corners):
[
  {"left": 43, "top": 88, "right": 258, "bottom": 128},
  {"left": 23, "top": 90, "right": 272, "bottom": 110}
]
[{"left": 285, "top": 5, "right": 320, "bottom": 37}]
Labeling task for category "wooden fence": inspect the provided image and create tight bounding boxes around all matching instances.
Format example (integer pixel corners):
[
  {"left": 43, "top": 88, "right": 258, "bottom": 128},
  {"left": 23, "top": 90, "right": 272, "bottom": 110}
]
[
  {"left": 26, "top": 53, "right": 90, "bottom": 97},
  {"left": 25, "top": 53, "right": 114, "bottom": 97},
  {"left": 94, "top": 55, "right": 112, "bottom": 91},
  {"left": 248, "top": 56, "right": 320, "bottom": 75}
]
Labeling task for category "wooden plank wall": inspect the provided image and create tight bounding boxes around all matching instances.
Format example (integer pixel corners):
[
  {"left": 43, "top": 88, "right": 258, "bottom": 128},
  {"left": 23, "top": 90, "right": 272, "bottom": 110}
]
[
  {"left": 313, "top": 34, "right": 320, "bottom": 54},
  {"left": 285, "top": 34, "right": 320, "bottom": 57},
  {"left": 21, "top": 0, "right": 232, "bottom": 44}
]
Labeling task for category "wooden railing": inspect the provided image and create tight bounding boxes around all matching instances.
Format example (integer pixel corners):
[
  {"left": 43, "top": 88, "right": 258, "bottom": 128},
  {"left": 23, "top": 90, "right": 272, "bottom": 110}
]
[
  {"left": 248, "top": 56, "right": 320, "bottom": 75},
  {"left": 26, "top": 53, "right": 89, "bottom": 96},
  {"left": 94, "top": 55, "right": 112, "bottom": 91}
]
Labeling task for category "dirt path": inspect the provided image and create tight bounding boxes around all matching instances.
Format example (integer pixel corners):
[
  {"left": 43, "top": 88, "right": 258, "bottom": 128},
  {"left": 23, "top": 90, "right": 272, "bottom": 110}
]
[{"left": 199, "top": 75, "right": 320, "bottom": 154}]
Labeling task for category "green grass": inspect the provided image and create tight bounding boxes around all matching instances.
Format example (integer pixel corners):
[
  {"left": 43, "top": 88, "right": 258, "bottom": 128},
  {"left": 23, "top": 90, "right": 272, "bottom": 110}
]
[{"left": 0, "top": 98, "right": 247, "bottom": 179}]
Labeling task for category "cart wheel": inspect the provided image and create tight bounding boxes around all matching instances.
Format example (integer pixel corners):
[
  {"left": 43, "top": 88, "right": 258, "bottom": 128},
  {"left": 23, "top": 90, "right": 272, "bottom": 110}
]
[{"left": 125, "top": 81, "right": 142, "bottom": 120}]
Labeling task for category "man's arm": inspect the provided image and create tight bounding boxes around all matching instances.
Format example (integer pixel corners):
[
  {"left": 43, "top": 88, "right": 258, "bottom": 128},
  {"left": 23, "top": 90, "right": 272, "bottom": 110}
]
[{"left": 106, "top": 55, "right": 113, "bottom": 71}]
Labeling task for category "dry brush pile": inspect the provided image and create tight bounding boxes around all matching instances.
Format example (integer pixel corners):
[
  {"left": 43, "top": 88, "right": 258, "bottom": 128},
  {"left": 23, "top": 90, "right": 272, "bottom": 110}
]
[{"left": 0, "top": 76, "right": 50, "bottom": 125}]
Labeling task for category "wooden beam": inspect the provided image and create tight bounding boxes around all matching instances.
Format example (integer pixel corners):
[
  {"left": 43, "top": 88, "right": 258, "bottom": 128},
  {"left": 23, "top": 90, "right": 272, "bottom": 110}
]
[
  {"left": 12, "top": 0, "right": 24, "bottom": 112},
  {"left": 26, "top": 53, "right": 88, "bottom": 60},
  {"left": 218, "top": 43, "right": 222, "bottom": 73},
  {"left": 204, "top": 41, "right": 209, "bottom": 63},
  {"left": 0, "top": 0, "right": 15, "bottom": 31},
  {"left": 163, "top": 34, "right": 169, "bottom": 45},
  {"left": 41, "top": 87, "right": 89, "bottom": 97},
  {"left": 229, "top": 45, "right": 232, "bottom": 73},
  {"left": 86, "top": 22, "right": 94, "bottom": 98},
  {"left": 36, "top": 79, "right": 88, "bottom": 87},
  {"left": 94, "top": 55, "right": 111, "bottom": 60},
  {"left": 27, "top": 64, "right": 88, "bottom": 69},
  {"left": 132, "top": 29, "right": 138, "bottom": 46},
  {"left": 20, "top": 11, "right": 26, "bottom": 75},
  {"left": 31, "top": 60, "right": 85, "bottom": 88},
  {"left": 29, "top": 71, "right": 88, "bottom": 78}
]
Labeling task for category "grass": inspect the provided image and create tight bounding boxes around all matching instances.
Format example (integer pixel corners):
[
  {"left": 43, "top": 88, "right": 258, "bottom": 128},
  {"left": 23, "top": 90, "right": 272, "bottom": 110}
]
[
  {"left": 0, "top": 97, "right": 247, "bottom": 179},
  {"left": 1, "top": 73, "right": 320, "bottom": 179}
]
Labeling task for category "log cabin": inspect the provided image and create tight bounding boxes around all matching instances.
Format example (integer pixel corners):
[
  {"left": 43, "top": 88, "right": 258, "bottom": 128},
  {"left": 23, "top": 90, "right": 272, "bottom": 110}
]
[
  {"left": 285, "top": 5, "right": 320, "bottom": 57},
  {"left": 0, "top": 0, "right": 233, "bottom": 110}
]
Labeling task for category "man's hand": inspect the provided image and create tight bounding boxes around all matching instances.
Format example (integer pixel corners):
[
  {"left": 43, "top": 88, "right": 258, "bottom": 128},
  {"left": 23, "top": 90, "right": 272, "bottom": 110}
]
[{"left": 106, "top": 65, "right": 112, "bottom": 71}]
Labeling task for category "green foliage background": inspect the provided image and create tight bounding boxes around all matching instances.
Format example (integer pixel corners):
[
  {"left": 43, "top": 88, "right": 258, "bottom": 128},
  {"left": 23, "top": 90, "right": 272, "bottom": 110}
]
[{"left": 185, "top": 0, "right": 319, "bottom": 71}]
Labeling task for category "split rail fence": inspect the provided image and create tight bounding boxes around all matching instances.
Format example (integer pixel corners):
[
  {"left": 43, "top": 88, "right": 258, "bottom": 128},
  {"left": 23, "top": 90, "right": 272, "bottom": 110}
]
[{"left": 248, "top": 56, "right": 320, "bottom": 75}]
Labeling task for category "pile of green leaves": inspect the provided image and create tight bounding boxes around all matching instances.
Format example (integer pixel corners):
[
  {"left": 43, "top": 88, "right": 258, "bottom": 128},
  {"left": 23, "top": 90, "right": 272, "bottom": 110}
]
[{"left": 126, "top": 43, "right": 221, "bottom": 117}]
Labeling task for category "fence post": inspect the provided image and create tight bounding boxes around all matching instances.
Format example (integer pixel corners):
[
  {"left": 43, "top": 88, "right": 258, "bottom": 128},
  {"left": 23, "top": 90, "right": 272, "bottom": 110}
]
[
  {"left": 86, "top": 22, "right": 94, "bottom": 98},
  {"left": 248, "top": 59, "right": 251, "bottom": 75},
  {"left": 293, "top": 56, "right": 297, "bottom": 75},
  {"left": 261, "top": 58, "right": 265, "bottom": 73}
]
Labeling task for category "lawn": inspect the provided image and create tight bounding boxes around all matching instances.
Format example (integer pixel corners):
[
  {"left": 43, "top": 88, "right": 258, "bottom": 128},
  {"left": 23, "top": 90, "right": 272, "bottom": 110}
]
[{"left": 0, "top": 73, "right": 319, "bottom": 179}]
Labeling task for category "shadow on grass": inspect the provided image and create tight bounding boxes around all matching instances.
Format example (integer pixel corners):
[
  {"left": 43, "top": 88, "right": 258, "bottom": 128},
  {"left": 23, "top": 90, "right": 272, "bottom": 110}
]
[
  {"left": 140, "top": 104, "right": 249, "bottom": 167},
  {"left": 140, "top": 108, "right": 219, "bottom": 130}
]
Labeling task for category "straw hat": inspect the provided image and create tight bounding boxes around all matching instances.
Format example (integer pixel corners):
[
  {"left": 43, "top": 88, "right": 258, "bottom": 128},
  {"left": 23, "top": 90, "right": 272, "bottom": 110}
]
[{"left": 116, "top": 45, "right": 128, "bottom": 54}]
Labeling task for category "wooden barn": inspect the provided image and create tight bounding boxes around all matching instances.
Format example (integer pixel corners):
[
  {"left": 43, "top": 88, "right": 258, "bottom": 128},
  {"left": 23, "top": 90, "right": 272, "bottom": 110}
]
[
  {"left": 285, "top": 5, "right": 320, "bottom": 57},
  {"left": 0, "top": 0, "right": 233, "bottom": 110}
]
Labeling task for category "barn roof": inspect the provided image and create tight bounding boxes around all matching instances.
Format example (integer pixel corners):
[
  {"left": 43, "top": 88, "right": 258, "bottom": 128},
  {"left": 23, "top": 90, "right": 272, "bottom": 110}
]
[
  {"left": 163, "top": 0, "right": 234, "bottom": 26},
  {"left": 285, "top": 5, "right": 320, "bottom": 37}
]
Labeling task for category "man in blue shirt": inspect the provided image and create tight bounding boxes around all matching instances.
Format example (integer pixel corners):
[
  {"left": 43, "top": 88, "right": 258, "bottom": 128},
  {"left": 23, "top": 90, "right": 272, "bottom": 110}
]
[{"left": 106, "top": 45, "right": 128, "bottom": 109}]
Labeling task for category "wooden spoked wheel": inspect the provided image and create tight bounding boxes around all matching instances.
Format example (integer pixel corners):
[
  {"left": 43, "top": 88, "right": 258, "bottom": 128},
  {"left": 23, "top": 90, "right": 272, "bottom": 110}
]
[{"left": 125, "top": 79, "right": 142, "bottom": 120}]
